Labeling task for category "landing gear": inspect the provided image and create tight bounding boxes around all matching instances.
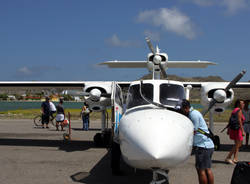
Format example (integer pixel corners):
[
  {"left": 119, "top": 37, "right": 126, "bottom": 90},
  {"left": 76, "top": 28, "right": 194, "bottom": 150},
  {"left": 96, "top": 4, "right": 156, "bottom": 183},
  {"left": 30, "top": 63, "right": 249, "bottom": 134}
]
[
  {"left": 150, "top": 169, "right": 169, "bottom": 184},
  {"left": 110, "top": 141, "right": 122, "bottom": 175},
  {"left": 93, "top": 109, "right": 112, "bottom": 147},
  {"left": 93, "top": 129, "right": 112, "bottom": 147}
]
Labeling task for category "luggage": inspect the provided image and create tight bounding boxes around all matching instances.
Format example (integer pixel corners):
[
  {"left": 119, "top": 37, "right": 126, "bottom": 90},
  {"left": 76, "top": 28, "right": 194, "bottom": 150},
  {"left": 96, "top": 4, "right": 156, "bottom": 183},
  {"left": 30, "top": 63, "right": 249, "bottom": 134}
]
[
  {"left": 229, "top": 109, "right": 240, "bottom": 130},
  {"left": 231, "top": 161, "right": 250, "bottom": 184}
]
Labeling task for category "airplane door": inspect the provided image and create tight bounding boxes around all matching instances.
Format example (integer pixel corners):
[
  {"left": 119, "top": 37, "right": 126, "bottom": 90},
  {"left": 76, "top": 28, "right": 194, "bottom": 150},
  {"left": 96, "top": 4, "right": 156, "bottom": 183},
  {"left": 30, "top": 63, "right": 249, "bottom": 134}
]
[{"left": 111, "top": 82, "right": 124, "bottom": 143}]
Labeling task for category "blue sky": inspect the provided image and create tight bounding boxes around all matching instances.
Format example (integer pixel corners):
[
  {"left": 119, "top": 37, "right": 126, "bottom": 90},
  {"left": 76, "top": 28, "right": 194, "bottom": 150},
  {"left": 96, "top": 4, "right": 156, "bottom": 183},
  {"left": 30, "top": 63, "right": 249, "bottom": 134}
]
[{"left": 0, "top": 0, "right": 249, "bottom": 82}]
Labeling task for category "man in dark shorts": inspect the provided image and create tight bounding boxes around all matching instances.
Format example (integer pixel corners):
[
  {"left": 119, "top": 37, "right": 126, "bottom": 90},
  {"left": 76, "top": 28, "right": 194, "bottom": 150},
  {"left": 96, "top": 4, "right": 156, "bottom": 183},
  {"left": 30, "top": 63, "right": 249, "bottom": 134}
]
[
  {"left": 181, "top": 99, "right": 214, "bottom": 184},
  {"left": 41, "top": 96, "right": 51, "bottom": 128}
]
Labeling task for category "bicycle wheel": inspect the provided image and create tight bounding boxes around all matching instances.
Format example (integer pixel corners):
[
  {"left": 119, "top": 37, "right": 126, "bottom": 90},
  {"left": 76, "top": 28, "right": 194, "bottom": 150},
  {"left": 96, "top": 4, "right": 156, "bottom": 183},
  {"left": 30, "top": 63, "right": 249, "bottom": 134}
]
[
  {"left": 50, "top": 117, "right": 56, "bottom": 127},
  {"left": 34, "top": 115, "right": 42, "bottom": 127}
]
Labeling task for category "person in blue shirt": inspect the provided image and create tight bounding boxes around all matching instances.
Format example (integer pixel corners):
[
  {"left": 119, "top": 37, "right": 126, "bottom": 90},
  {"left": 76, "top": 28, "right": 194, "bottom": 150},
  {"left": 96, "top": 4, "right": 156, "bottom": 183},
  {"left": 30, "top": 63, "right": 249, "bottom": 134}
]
[{"left": 181, "top": 99, "right": 214, "bottom": 184}]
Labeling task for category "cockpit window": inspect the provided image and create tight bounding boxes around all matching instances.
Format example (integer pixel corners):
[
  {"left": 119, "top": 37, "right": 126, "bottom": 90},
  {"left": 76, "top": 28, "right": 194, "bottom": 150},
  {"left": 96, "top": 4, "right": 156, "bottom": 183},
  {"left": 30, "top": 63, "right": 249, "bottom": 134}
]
[
  {"left": 126, "top": 84, "right": 153, "bottom": 109},
  {"left": 160, "top": 84, "right": 185, "bottom": 108}
]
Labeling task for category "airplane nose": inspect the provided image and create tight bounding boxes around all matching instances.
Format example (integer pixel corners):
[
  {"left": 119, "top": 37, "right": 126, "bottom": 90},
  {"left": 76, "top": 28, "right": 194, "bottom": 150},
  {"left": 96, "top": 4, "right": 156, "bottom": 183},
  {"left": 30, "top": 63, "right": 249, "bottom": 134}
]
[{"left": 119, "top": 108, "right": 193, "bottom": 169}]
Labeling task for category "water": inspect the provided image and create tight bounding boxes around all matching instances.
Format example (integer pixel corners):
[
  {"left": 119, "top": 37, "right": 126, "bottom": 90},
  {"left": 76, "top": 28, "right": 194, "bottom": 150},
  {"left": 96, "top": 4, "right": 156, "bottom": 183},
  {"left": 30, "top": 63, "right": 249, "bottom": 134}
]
[
  {"left": 0, "top": 101, "right": 205, "bottom": 111},
  {"left": 0, "top": 101, "right": 85, "bottom": 111}
]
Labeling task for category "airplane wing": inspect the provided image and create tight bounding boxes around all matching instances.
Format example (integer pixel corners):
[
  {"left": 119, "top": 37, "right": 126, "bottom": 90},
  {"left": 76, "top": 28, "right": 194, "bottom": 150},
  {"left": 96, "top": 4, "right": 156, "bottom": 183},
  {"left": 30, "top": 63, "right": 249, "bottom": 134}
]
[
  {"left": 99, "top": 60, "right": 216, "bottom": 68},
  {"left": 99, "top": 61, "right": 148, "bottom": 68},
  {"left": 182, "top": 82, "right": 250, "bottom": 88},
  {"left": 167, "top": 61, "right": 216, "bottom": 68},
  {"left": 0, "top": 81, "right": 86, "bottom": 90}
]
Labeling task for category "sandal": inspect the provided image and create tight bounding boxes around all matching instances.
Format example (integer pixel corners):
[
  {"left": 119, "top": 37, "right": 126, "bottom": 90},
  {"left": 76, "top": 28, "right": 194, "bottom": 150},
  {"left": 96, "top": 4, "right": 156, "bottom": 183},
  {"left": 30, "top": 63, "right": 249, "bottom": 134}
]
[
  {"left": 233, "top": 159, "right": 238, "bottom": 164},
  {"left": 225, "top": 158, "right": 235, "bottom": 165}
]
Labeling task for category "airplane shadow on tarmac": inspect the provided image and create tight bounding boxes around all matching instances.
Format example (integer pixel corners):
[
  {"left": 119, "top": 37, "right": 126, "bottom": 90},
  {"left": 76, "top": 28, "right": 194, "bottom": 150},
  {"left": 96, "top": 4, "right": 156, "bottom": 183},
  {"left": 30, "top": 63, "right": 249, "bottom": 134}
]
[
  {"left": 0, "top": 138, "right": 100, "bottom": 152},
  {"left": 72, "top": 128, "right": 101, "bottom": 131},
  {"left": 71, "top": 152, "right": 153, "bottom": 184},
  {"left": 217, "top": 144, "right": 250, "bottom": 152}
]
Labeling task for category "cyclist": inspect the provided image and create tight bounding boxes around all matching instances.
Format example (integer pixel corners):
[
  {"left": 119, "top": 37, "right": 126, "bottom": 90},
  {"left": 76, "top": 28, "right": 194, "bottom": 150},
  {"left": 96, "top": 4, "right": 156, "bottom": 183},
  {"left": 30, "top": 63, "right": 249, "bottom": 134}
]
[{"left": 49, "top": 100, "right": 56, "bottom": 119}]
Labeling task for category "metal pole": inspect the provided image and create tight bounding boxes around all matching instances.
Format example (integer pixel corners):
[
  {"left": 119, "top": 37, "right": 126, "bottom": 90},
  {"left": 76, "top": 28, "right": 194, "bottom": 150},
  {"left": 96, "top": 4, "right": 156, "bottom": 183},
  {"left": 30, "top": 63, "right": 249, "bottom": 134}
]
[{"left": 68, "top": 112, "right": 71, "bottom": 140}]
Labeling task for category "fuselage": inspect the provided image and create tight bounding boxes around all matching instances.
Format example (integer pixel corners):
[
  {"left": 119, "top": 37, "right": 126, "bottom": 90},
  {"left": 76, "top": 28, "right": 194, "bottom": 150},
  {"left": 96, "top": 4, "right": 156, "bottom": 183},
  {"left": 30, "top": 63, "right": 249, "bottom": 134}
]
[{"left": 118, "top": 80, "right": 194, "bottom": 169}]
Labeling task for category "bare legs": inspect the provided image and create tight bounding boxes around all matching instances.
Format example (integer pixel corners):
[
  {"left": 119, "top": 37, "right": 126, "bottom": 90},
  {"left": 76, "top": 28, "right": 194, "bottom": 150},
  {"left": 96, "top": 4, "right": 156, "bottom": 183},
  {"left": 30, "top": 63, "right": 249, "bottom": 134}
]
[
  {"left": 56, "top": 121, "right": 64, "bottom": 131},
  {"left": 197, "top": 168, "right": 214, "bottom": 184},
  {"left": 226, "top": 140, "right": 242, "bottom": 163}
]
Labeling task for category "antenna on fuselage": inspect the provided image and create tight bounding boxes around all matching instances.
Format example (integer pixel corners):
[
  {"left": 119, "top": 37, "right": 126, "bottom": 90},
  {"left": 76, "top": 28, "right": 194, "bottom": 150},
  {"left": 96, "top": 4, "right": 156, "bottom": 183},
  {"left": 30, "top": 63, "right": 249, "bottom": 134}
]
[{"left": 145, "top": 37, "right": 168, "bottom": 80}]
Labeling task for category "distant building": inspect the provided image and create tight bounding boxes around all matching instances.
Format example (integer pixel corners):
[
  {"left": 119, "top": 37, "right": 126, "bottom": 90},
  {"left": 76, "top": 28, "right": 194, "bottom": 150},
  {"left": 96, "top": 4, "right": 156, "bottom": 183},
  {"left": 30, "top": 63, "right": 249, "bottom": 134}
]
[
  {"left": 7, "top": 95, "right": 16, "bottom": 100},
  {"left": 74, "top": 96, "right": 81, "bottom": 102}
]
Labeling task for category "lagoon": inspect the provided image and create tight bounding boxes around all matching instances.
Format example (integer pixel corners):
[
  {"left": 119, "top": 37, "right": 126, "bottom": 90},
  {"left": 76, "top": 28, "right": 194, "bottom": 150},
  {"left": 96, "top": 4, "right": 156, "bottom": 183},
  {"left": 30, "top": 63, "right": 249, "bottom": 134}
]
[
  {"left": 0, "top": 101, "right": 206, "bottom": 111},
  {"left": 0, "top": 101, "right": 84, "bottom": 111}
]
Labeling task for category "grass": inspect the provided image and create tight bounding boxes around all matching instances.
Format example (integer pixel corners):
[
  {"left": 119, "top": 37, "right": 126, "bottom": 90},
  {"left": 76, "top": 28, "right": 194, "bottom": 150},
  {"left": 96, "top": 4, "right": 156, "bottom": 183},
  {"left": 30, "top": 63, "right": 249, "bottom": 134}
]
[{"left": 0, "top": 108, "right": 231, "bottom": 122}]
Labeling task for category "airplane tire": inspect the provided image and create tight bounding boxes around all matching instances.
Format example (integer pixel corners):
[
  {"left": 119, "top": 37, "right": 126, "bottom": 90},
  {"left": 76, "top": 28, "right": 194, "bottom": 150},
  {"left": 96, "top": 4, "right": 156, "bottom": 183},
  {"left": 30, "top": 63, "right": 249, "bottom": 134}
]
[
  {"left": 103, "top": 130, "right": 112, "bottom": 147},
  {"left": 94, "top": 133, "right": 102, "bottom": 147},
  {"left": 93, "top": 131, "right": 112, "bottom": 147},
  {"left": 111, "top": 141, "right": 121, "bottom": 174}
]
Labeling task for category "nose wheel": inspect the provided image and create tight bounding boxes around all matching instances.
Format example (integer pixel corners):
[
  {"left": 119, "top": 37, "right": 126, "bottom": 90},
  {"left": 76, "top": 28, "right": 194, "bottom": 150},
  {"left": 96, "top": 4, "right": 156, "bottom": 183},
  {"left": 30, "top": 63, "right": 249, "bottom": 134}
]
[{"left": 150, "top": 169, "right": 169, "bottom": 184}]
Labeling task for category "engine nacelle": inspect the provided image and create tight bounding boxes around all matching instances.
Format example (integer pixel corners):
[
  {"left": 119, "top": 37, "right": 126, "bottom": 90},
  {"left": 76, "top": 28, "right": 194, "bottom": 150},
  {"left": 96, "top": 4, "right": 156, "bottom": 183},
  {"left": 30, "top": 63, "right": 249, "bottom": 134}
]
[
  {"left": 201, "top": 83, "right": 234, "bottom": 113},
  {"left": 89, "top": 88, "right": 101, "bottom": 102},
  {"left": 83, "top": 82, "right": 112, "bottom": 112},
  {"left": 147, "top": 53, "right": 168, "bottom": 72}
]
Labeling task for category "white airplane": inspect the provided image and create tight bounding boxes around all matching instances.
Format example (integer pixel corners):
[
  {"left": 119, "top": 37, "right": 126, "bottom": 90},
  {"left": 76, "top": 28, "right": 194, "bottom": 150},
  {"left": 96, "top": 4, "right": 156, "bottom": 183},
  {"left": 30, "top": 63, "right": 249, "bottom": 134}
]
[{"left": 0, "top": 38, "right": 249, "bottom": 184}]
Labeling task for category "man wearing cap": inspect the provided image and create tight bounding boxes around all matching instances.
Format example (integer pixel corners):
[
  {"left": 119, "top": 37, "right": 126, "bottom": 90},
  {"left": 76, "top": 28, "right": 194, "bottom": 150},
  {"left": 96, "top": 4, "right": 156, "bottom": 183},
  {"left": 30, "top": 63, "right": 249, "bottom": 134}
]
[
  {"left": 41, "top": 96, "right": 51, "bottom": 128},
  {"left": 181, "top": 99, "right": 214, "bottom": 184}
]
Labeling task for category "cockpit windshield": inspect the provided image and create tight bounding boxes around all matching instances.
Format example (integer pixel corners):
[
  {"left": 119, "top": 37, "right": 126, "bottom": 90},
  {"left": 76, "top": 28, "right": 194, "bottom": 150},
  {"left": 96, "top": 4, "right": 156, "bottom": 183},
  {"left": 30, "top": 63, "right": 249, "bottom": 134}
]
[
  {"left": 160, "top": 84, "right": 185, "bottom": 108},
  {"left": 126, "top": 84, "right": 153, "bottom": 109}
]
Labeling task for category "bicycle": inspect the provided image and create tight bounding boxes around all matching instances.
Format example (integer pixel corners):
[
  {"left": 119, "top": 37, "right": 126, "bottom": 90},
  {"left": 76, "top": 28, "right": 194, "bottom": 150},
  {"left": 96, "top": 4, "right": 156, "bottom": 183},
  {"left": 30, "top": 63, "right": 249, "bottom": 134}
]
[{"left": 33, "top": 114, "right": 56, "bottom": 127}]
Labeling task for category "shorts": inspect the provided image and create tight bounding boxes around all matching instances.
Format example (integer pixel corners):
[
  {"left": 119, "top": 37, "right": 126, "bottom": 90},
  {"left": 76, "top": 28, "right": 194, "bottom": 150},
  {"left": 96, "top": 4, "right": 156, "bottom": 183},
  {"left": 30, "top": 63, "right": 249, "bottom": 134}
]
[
  {"left": 42, "top": 114, "right": 49, "bottom": 124},
  {"left": 56, "top": 114, "right": 64, "bottom": 122},
  {"left": 194, "top": 147, "right": 214, "bottom": 169},
  {"left": 50, "top": 111, "right": 56, "bottom": 116}
]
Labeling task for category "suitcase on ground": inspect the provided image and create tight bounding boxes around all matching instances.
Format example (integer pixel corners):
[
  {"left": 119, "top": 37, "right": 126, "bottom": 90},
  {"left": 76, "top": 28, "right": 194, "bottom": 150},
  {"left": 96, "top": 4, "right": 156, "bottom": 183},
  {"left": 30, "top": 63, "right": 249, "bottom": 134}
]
[{"left": 231, "top": 161, "right": 250, "bottom": 184}]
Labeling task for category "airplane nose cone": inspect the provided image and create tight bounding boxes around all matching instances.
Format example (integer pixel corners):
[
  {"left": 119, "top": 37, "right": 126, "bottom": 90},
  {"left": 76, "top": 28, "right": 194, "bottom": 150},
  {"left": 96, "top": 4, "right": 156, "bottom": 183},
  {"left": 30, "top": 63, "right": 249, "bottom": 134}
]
[{"left": 119, "top": 108, "right": 193, "bottom": 169}]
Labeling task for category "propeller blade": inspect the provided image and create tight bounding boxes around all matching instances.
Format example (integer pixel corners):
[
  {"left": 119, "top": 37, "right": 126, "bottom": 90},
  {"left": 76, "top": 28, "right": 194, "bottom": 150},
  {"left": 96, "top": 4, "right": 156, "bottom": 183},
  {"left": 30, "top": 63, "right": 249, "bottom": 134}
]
[
  {"left": 145, "top": 37, "right": 155, "bottom": 54},
  {"left": 202, "top": 69, "right": 247, "bottom": 116},
  {"left": 225, "top": 70, "right": 246, "bottom": 91},
  {"left": 159, "top": 63, "right": 167, "bottom": 79},
  {"left": 101, "top": 93, "right": 111, "bottom": 98},
  {"left": 202, "top": 99, "right": 216, "bottom": 116}
]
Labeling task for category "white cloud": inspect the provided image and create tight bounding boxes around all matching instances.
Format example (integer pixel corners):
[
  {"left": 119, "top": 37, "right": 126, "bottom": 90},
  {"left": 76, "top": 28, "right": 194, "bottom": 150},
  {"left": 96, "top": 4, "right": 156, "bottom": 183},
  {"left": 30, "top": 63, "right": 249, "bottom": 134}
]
[
  {"left": 184, "top": 0, "right": 213, "bottom": 6},
  {"left": 15, "top": 66, "right": 60, "bottom": 79},
  {"left": 17, "top": 66, "right": 33, "bottom": 76},
  {"left": 137, "top": 8, "right": 196, "bottom": 39},
  {"left": 144, "top": 30, "right": 160, "bottom": 41},
  {"left": 105, "top": 34, "right": 140, "bottom": 47},
  {"left": 221, "top": 0, "right": 248, "bottom": 14},
  {"left": 181, "top": 0, "right": 249, "bottom": 14}
]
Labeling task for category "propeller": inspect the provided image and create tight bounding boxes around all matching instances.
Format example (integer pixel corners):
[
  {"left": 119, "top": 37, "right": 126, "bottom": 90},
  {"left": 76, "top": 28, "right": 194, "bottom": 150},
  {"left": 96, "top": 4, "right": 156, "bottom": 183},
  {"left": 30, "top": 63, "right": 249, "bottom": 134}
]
[
  {"left": 63, "top": 90, "right": 111, "bottom": 98},
  {"left": 146, "top": 37, "right": 155, "bottom": 54},
  {"left": 145, "top": 37, "right": 167, "bottom": 79},
  {"left": 202, "top": 70, "right": 246, "bottom": 116}
]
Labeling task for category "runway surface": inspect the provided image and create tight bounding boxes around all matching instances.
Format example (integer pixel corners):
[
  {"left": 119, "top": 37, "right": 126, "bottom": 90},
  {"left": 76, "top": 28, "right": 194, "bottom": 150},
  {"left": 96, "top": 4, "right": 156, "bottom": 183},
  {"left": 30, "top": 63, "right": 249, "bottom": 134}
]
[{"left": 1, "top": 119, "right": 250, "bottom": 184}]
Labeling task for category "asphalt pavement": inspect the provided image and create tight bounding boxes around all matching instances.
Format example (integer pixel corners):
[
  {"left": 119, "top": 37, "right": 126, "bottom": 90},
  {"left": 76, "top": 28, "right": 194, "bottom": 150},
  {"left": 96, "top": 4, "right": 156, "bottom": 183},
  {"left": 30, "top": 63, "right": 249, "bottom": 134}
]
[{"left": 1, "top": 119, "right": 250, "bottom": 184}]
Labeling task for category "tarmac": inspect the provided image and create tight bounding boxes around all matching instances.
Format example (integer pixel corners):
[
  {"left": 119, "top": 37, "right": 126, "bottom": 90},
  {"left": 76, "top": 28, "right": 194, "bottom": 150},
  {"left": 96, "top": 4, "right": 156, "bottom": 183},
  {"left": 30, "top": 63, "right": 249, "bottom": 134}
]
[{"left": 1, "top": 119, "right": 250, "bottom": 184}]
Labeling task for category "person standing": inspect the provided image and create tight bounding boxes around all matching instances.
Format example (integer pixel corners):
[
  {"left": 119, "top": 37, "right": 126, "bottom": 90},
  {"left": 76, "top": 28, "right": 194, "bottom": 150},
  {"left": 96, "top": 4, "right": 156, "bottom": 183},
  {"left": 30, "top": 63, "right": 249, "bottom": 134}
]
[
  {"left": 41, "top": 96, "right": 50, "bottom": 128},
  {"left": 181, "top": 99, "right": 214, "bottom": 184},
  {"left": 80, "top": 103, "right": 90, "bottom": 131},
  {"left": 243, "top": 100, "right": 250, "bottom": 146},
  {"left": 55, "top": 98, "right": 65, "bottom": 131},
  {"left": 225, "top": 99, "right": 245, "bottom": 164}
]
